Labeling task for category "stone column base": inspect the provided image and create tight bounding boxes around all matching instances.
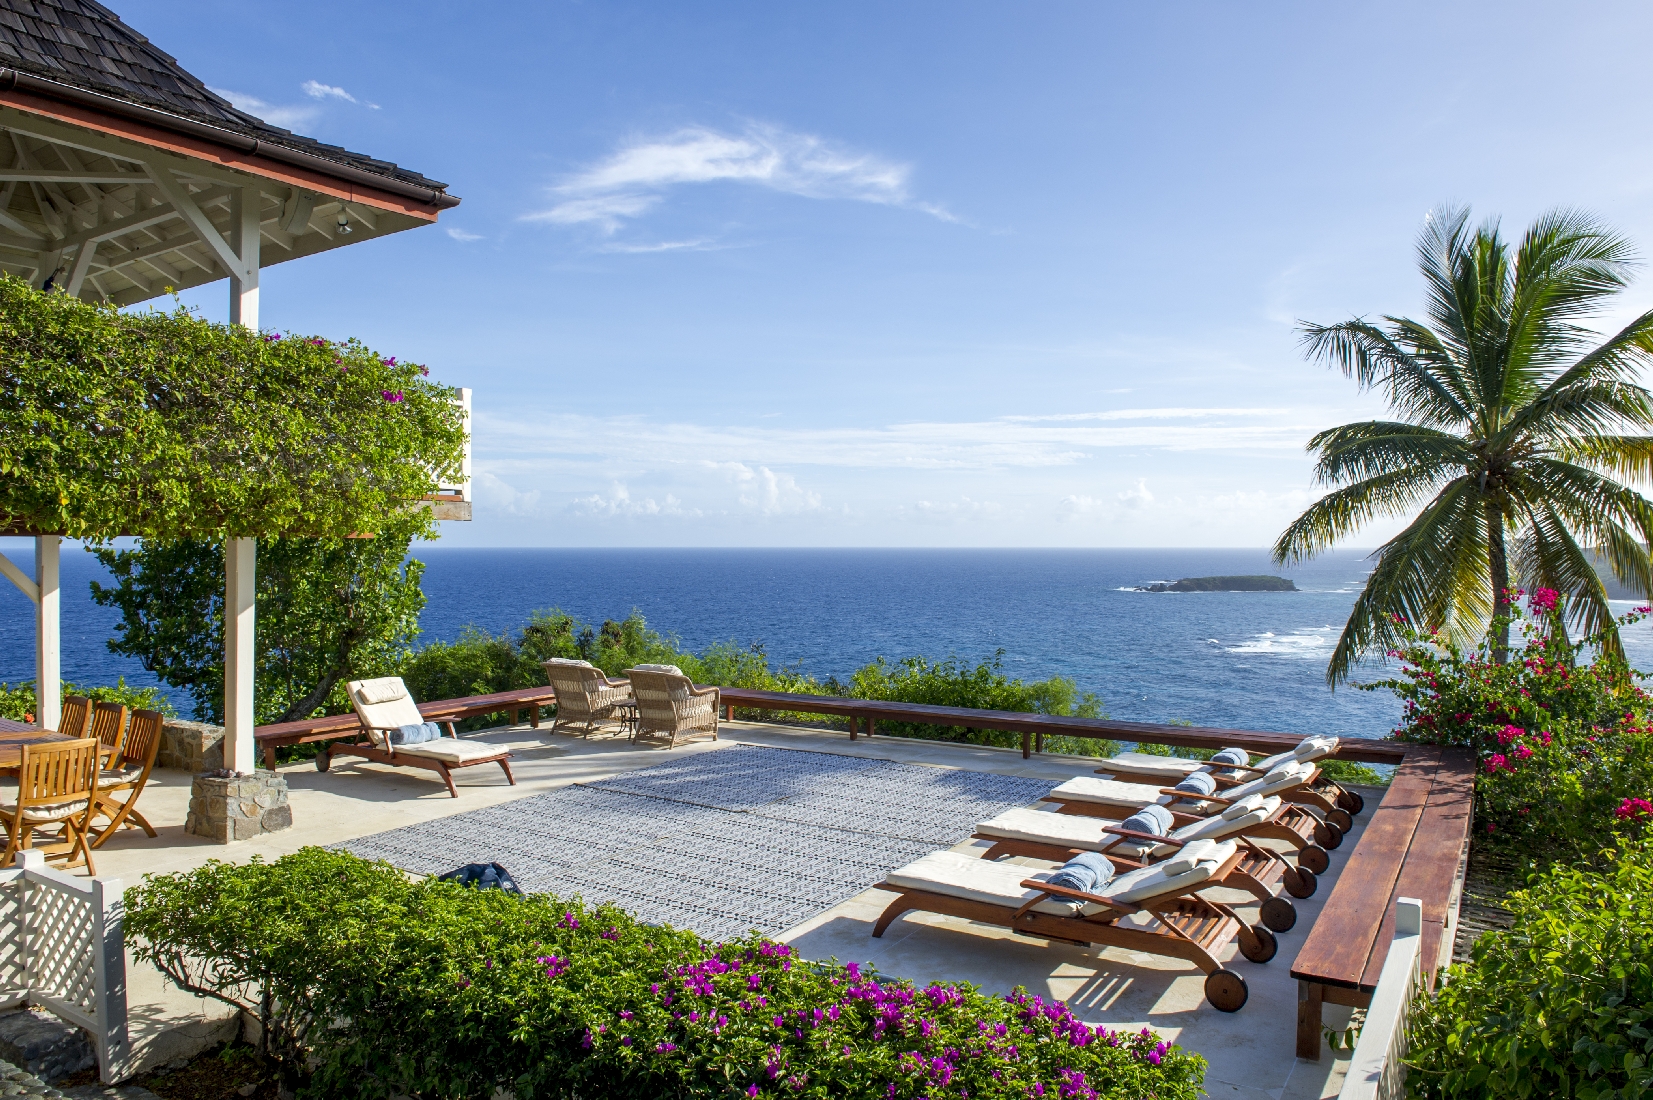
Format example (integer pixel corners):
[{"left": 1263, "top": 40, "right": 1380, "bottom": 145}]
[{"left": 185, "top": 770, "right": 292, "bottom": 843}]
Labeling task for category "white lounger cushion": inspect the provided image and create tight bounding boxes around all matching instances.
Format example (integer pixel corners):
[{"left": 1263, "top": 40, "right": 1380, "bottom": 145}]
[
  {"left": 1094, "top": 752, "right": 1205, "bottom": 780},
  {"left": 980, "top": 798, "right": 1279, "bottom": 858},
  {"left": 1254, "top": 736, "right": 1339, "bottom": 771},
  {"left": 1224, "top": 759, "right": 1315, "bottom": 801},
  {"left": 347, "top": 677, "right": 425, "bottom": 739},
  {"left": 390, "top": 738, "right": 504, "bottom": 764},
  {"left": 354, "top": 677, "right": 410, "bottom": 705},
  {"left": 1047, "top": 775, "right": 1173, "bottom": 810},
  {"left": 886, "top": 842, "right": 1233, "bottom": 915}
]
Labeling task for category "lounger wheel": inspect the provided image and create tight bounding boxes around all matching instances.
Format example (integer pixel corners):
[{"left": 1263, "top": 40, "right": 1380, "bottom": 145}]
[
  {"left": 1238, "top": 923, "right": 1278, "bottom": 963},
  {"left": 1204, "top": 968, "right": 1249, "bottom": 1012},
  {"left": 1313, "top": 820, "right": 1344, "bottom": 850},
  {"left": 1338, "top": 789, "right": 1365, "bottom": 815},
  {"left": 1283, "top": 865, "right": 1318, "bottom": 899},
  {"left": 315, "top": 750, "right": 330, "bottom": 772},
  {"left": 1299, "top": 845, "right": 1330, "bottom": 876},
  {"left": 1259, "top": 896, "right": 1297, "bottom": 933},
  {"left": 1326, "top": 808, "right": 1355, "bottom": 834}
]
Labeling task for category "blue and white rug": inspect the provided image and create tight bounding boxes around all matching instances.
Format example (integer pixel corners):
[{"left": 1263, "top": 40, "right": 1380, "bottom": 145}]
[{"left": 339, "top": 744, "right": 1054, "bottom": 940}]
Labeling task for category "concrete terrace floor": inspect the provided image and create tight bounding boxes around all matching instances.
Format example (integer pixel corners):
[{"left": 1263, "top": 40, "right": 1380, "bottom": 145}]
[{"left": 88, "top": 719, "right": 1367, "bottom": 1097}]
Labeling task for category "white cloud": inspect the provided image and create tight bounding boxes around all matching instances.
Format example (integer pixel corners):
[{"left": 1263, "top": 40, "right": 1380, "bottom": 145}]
[
  {"left": 596, "top": 238, "right": 721, "bottom": 254},
  {"left": 524, "top": 122, "right": 953, "bottom": 234},
  {"left": 446, "top": 228, "right": 484, "bottom": 242},
  {"left": 472, "top": 471, "right": 541, "bottom": 516},
  {"left": 706, "top": 462, "right": 823, "bottom": 514},
  {"left": 213, "top": 88, "right": 318, "bottom": 130},
  {"left": 570, "top": 484, "right": 693, "bottom": 518},
  {"left": 1118, "top": 479, "right": 1154, "bottom": 508},
  {"left": 301, "top": 80, "right": 356, "bottom": 103}
]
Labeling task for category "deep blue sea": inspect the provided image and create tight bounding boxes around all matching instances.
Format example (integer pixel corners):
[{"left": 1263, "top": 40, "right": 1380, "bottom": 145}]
[{"left": 6, "top": 545, "right": 1653, "bottom": 739}]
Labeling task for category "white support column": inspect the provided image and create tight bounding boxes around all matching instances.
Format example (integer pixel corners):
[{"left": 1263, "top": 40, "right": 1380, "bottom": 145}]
[
  {"left": 223, "top": 538, "right": 256, "bottom": 774},
  {"left": 229, "top": 185, "right": 260, "bottom": 328},
  {"left": 223, "top": 185, "right": 261, "bottom": 772},
  {"left": 33, "top": 536, "right": 60, "bottom": 732}
]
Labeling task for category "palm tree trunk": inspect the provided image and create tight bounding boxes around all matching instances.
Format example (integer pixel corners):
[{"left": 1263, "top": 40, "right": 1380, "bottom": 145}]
[{"left": 1487, "top": 500, "right": 1511, "bottom": 662}]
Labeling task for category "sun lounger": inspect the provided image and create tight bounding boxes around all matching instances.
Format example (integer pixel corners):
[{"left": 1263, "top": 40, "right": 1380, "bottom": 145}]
[
  {"left": 972, "top": 796, "right": 1313, "bottom": 933},
  {"left": 1042, "top": 761, "right": 1340, "bottom": 872},
  {"left": 873, "top": 838, "right": 1269, "bottom": 1010},
  {"left": 325, "top": 677, "right": 516, "bottom": 798},
  {"left": 1095, "top": 735, "right": 1365, "bottom": 821}
]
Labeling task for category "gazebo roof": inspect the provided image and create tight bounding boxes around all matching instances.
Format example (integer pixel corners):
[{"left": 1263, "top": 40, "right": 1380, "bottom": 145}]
[
  {"left": 0, "top": 0, "right": 449, "bottom": 194},
  {"left": 0, "top": 0, "right": 459, "bottom": 305}
]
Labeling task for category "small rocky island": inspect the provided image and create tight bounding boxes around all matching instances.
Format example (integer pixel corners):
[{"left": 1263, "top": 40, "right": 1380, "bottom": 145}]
[{"left": 1135, "top": 575, "right": 1297, "bottom": 593}]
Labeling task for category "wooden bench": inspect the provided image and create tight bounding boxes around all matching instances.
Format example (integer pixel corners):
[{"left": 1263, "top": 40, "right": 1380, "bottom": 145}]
[
  {"left": 254, "top": 685, "right": 559, "bottom": 768},
  {"left": 716, "top": 688, "right": 1409, "bottom": 765},
  {"left": 1289, "top": 745, "right": 1475, "bottom": 1059}
]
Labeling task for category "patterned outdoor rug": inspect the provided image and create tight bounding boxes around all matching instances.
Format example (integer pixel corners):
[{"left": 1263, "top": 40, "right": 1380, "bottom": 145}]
[{"left": 339, "top": 744, "right": 1053, "bottom": 940}]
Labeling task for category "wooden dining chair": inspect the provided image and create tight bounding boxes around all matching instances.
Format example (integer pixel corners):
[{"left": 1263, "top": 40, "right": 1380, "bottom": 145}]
[
  {"left": 91, "top": 708, "right": 163, "bottom": 848},
  {"left": 88, "top": 701, "right": 127, "bottom": 767},
  {"left": 0, "top": 738, "right": 100, "bottom": 874},
  {"left": 59, "top": 695, "right": 92, "bottom": 737}
]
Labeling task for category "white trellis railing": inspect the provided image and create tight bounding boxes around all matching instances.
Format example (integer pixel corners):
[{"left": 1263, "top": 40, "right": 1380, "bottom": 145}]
[
  {"left": 1339, "top": 897, "right": 1423, "bottom": 1100},
  {"left": 0, "top": 851, "right": 128, "bottom": 1083}
]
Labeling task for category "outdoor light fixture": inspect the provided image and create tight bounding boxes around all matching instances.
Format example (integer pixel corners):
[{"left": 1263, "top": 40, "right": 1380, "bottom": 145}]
[{"left": 337, "top": 210, "right": 353, "bottom": 235}]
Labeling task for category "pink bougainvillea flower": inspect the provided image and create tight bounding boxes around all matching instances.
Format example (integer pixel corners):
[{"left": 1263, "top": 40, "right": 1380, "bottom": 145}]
[
  {"left": 1497, "top": 725, "right": 1523, "bottom": 746},
  {"left": 1512, "top": 744, "right": 1532, "bottom": 760},
  {"left": 1528, "top": 588, "right": 1559, "bottom": 613},
  {"left": 1485, "top": 753, "right": 1511, "bottom": 774},
  {"left": 381, "top": 390, "right": 404, "bottom": 403},
  {"left": 1615, "top": 797, "right": 1653, "bottom": 820},
  {"left": 382, "top": 356, "right": 396, "bottom": 367}
]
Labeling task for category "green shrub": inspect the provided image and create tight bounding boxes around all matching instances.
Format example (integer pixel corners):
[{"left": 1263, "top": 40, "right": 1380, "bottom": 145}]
[
  {"left": 1404, "top": 839, "right": 1653, "bottom": 1100},
  {"left": 125, "top": 848, "right": 1207, "bottom": 1100},
  {"left": 1370, "top": 593, "right": 1653, "bottom": 856},
  {"left": 0, "top": 678, "right": 173, "bottom": 723}
]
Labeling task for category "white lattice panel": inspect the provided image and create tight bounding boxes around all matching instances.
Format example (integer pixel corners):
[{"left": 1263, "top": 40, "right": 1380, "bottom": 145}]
[
  {"left": 0, "top": 874, "right": 27, "bottom": 1001},
  {"left": 27, "top": 880, "right": 97, "bottom": 1017}
]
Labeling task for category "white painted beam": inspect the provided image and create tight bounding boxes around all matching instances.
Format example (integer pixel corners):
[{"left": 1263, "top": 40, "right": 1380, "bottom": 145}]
[
  {"left": 34, "top": 536, "right": 60, "bottom": 732},
  {"left": 229, "top": 185, "right": 259, "bottom": 328},
  {"left": 64, "top": 240, "right": 96, "bottom": 297},
  {"left": 278, "top": 189, "right": 313, "bottom": 235},
  {"left": 0, "top": 170, "right": 150, "bottom": 184},
  {"left": 223, "top": 538, "right": 256, "bottom": 774},
  {"left": 0, "top": 552, "right": 38, "bottom": 603},
  {"left": 144, "top": 165, "right": 242, "bottom": 277}
]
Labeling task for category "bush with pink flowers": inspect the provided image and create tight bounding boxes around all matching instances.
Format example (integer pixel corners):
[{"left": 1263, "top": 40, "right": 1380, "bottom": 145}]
[
  {"left": 127, "top": 848, "right": 1206, "bottom": 1099},
  {"left": 1369, "top": 591, "right": 1653, "bottom": 856}
]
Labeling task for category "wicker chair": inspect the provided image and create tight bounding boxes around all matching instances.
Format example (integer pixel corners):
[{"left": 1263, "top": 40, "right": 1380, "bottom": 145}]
[
  {"left": 543, "top": 659, "right": 633, "bottom": 738},
  {"left": 625, "top": 666, "right": 718, "bottom": 748}
]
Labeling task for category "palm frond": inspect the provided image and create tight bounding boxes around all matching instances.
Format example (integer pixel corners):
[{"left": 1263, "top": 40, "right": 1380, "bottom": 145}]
[
  {"left": 1297, "top": 319, "right": 1471, "bottom": 427},
  {"left": 1512, "top": 506, "right": 1616, "bottom": 646},
  {"left": 1273, "top": 468, "right": 1462, "bottom": 567},
  {"left": 1555, "top": 434, "right": 1653, "bottom": 484},
  {"left": 1306, "top": 422, "right": 1471, "bottom": 486}
]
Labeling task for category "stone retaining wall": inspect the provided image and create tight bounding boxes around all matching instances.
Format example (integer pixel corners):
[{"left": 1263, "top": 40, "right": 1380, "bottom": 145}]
[{"left": 156, "top": 719, "right": 222, "bottom": 774}]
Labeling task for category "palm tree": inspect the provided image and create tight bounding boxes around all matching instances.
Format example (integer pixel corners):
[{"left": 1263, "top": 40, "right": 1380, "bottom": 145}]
[{"left": 1273, "top": 205, "right": 1653, "bottom": 684}]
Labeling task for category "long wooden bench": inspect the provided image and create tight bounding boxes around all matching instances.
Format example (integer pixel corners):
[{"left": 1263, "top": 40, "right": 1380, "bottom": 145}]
[
  {"left": 254, "top": 685, "right": 559, "bottom": 768},
  {"left": 1290, "top": 745, "right": 1475, "bottom": 1059},
  {"left": 716, "top": 687, "right": 1409, "bottom": 765}
]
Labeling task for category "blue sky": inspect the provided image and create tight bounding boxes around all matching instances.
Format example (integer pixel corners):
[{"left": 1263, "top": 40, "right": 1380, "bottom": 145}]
[{"left": 121, "top": 0, "right": 1653, "bottom": 547}]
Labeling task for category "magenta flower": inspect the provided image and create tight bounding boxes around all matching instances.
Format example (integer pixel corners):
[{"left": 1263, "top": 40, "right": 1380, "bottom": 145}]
[
  {"left": 1615, "top": 797, "right": 1653, "bottom": 820},
  {"left": 1529, "top": 588, "right": 1559, "bottom": 613},
  {"left": 381, "top": 390, "right": 404, "bottom": 403},
  {"left": 382, "top": 356, "right": 397, "bottom": 367},
  {"left": 262, "top": 332, "right": 281, "bottom": 343}
]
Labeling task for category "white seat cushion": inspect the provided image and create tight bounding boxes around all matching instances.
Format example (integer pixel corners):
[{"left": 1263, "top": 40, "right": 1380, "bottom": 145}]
[
  {"left": 978, "top": 806, "right": 1115, "bottom": 849},
  {"left": 353, "top": 677, "right": 409, "bottom": 705},
  {"left": 1254, "top": 736, "right": 1340, "bottom": 771},
  {"left": 1096, "top": 752, "right": 1204, "bottom": 780},
  {"left": 99, "top": 764, "right": 144, "bottom": 786},
  {"left": 0, "top": 798, "right": 89, "bottom": 824},
  {"left": 1048, "top": 776, "right": 1170, "bottom": 809},
  {"left": 1106, "top": 839, "right": 1232, "bottom": 903},
  {"left": 885, "top": 850, "right": 1104, "bottom": 916},
  {"left": 392, "top": 738, "right": 506, "bottom": 764},
  {"left": 1226, "top": 759, "right": 1315, "bottom": 800}
]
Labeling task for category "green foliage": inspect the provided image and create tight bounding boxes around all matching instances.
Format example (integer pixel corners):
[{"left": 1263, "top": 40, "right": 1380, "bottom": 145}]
[
  {"left": 0, "top": 677, "right": 172, "bottom": 723},
  {"left": 1272, "top": 206, "right": 1653, "bottom": 683},
  {"left": 1405, "top": 840, "right": 1653, "bottom": 1100},
  {"left": 840, "top": 652, "right": 1114, "bottom": 756},
  {"left": 124, "top": 848, "right": 1206, "bottom": 1100},
  {"left": 89, "top": 511, "right": 429, "bottom": 724},
  {"left": 1371, "top": 594, "right": 1653, "bottom": 856},
  {"left": 0, "top": 277, "right": 465, "bottom": 539}
]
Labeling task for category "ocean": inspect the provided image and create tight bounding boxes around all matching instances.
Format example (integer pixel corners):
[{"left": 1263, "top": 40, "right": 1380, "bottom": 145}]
[{"left": 5, "top": 545, "right": 1651, "bottom": 740}]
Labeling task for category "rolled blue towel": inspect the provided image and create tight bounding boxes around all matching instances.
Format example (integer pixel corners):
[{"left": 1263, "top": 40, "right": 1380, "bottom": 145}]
[
  {"left": 391, "top": 721, "right": 443, "bottom": 745},
  {"left": 1119, "top": 804, "right": 1175, "bottom": 836},
  {"left": 1211, "top": 747, "right": 1250, "bottom": 767},
  {"left": 1174, "top": 770, "right": 1217, "bottom": 796},
  {"left": 1047, "top": 852, "right": 1116, "bottom": 894}
]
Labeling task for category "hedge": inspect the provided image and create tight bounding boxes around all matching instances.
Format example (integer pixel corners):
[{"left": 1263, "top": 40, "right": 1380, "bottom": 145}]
[{"left": 125, "top": 849, "right": 1206, "bottom": 1099}]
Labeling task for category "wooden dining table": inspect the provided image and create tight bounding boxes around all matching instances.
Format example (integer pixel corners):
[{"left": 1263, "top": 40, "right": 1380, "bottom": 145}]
[{"left": 0, "top": 718, "right": 79, "bottom": 772}]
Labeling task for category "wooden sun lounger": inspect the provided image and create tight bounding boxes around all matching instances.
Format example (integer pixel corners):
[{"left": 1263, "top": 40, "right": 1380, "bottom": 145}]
[
  {"left": 1043, "top": 770, "right": 1344, "bottom": 873},
  {"left": 330, "top": 677, "right": 516, "bottom": 798},
  {"left": 872, "top": 840, "right": 1273, "bottom": 1011},
  {"left": 973, "top": 801, "right": 1314, "bottom": 933},
  {"left": 1095, "top": 747, "right": 1364, "bottom": 829}
]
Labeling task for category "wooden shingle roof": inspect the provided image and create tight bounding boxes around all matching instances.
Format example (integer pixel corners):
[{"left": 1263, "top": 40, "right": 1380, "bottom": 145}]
[{"left": 0, "top": 0, "right": 449, "bottom": 193}]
